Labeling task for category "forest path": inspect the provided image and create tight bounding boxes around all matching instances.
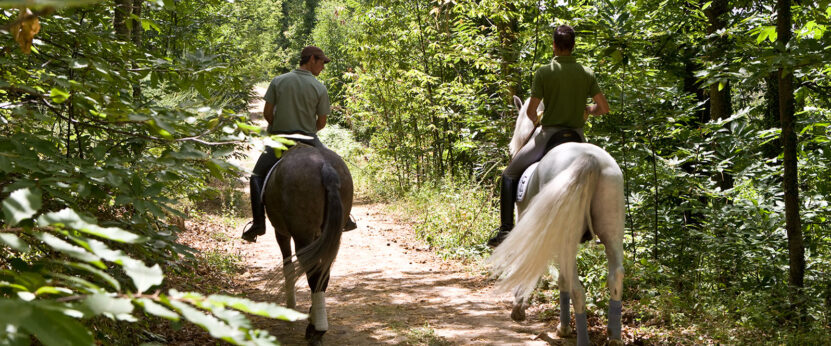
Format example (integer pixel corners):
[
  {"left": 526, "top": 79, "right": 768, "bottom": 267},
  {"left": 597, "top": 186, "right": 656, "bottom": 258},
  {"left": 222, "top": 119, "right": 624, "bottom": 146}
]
[{"left": 213, "top": 85, "right": 569, "bottom": 345}]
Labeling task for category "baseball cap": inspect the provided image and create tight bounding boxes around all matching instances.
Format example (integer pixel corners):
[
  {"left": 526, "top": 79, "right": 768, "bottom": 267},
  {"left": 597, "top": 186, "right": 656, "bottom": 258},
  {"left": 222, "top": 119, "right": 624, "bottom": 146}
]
[{"left": 301, "top": 46, "right": 330, "bottom": 63}]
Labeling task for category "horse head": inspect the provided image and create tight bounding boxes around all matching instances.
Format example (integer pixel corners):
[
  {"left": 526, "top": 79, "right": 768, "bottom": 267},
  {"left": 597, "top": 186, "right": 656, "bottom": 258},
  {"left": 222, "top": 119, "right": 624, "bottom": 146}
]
[{"left": 508, "top": 95, "right": 544, "bottom": 158}]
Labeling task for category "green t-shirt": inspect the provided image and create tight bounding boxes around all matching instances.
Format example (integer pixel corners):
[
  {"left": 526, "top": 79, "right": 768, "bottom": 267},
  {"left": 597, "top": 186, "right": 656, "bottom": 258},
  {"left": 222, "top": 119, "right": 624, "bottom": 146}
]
[
  {"left": 264, "top": 69, "right": 330, "bottom": 135},
  {"left": 530, "top": 55, "right": 602, "bottom": 129}
]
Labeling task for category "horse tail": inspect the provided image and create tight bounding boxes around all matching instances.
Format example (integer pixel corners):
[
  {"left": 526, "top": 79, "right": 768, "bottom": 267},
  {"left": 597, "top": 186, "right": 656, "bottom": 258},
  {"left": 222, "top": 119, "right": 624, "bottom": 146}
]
[
  {"left": 292, "top": 161, "right": 344, "bottom": 291},
  {"left": 489, "top": 154, "right": 600, "bottom": 300}
]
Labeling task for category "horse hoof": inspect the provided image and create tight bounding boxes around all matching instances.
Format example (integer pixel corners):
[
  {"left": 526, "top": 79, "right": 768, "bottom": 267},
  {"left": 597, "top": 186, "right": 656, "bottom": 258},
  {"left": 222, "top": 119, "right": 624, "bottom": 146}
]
[
  {"left": 557, "top": 325, "right": 572, "bottom": 337},
  {"left": 511, "top": 304, "right": 526, "bottom": 321},
  {"left": 305, "top": 323, "right": 325, "bottom": 345},
  {"left": 608, "top": 338, "right": 624, "bottom": 346}
]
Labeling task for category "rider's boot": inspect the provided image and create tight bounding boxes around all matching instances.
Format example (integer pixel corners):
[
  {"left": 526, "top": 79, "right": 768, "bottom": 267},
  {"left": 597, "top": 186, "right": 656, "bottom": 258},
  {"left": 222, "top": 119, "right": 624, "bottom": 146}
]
[
  {"left": 344, "top": 215, "right": 358, "bottom": 231},
  {"left": 241, "top": 175, "right": 267, "bottom": 242},
  {"left": 487, "top": 176, "right": 518, "bottom": 248}
]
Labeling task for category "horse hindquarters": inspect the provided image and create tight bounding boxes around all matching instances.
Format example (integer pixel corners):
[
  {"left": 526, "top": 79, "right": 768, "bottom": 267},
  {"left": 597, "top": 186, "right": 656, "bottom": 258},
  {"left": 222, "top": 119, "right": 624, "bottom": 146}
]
[{"left": 489, "top": 155, "right": 601, "bottom": 300}]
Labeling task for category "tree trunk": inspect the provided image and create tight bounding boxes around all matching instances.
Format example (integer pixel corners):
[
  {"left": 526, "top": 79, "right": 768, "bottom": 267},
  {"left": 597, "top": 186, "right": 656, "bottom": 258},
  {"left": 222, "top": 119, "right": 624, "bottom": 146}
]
[
  {"left": 132, "top": 0, "right": 143, "bottom": 46},
  {"left": 704, "top": 0, "right": 734, "bottom": 192},
  {"left": 132, "top": 0, "right": 143, "bottom": 100},
  {"left": 776, "top": 0, "right": 805, "bottom": 321},
  {"left": 113, "top": 0, "right": 132, "bottom": 41},
  {"left": 762, "top": 72, "right": 781, "bottom": 160},
  {"left": 494, "top": 3, "right": 520, "bottom": 105}
]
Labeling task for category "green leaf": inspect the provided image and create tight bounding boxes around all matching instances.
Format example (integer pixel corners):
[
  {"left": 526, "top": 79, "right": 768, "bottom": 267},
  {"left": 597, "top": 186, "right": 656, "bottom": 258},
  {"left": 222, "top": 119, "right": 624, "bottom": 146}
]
[
  {"left": 25, "top": 303, "right": 94, "bottom": 346},
  {"left": 0, "top": 233, "right": 31, "bottom": 253},
  {"left": 34, "top": 233, "right": 104, "bottom": 268},
  {"left": 135, "top": 298, "right": 180, "bottom": 321},
  {"left": 84, "top": 293, "right": 135, "bottom": 321},
  {"left": 2, "top": 187, "right": 42, "bottom": 226},
  {"left": 49, "top": 88, "right": 70, "bottom": 104},
  {"left": 58, "top": 261, "right": 121, "bottom": 291},
  {"left": 0, "top": 300, "right": 93, "bottom": 346},
  {"left": 122, "top": 259, "right": 163, "bottom": 293},
  {"left": 37, "top": 208, "right": 144, "bottom": 243},
  {"left": 206, "top": 295, "right": 307, "bottom": 322},
  {"left": 235, "top": 121, "right": 261, "bottom": 135},
  {"left": 168, "top": 300, "right": 243, "bottom": 342}
]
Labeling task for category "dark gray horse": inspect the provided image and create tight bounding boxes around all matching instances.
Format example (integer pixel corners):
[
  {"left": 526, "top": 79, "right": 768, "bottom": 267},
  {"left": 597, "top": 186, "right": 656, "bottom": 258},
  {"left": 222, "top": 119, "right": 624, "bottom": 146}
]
[{"left": 262, "top": 143, "right": 353, "bottom": 345}]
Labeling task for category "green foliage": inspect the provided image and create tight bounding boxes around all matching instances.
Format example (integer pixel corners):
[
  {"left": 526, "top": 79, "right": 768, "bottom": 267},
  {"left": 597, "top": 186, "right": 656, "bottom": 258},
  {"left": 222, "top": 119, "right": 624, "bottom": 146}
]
[{"left": 0, "top": 0, "right": 306, "bottom": 344}]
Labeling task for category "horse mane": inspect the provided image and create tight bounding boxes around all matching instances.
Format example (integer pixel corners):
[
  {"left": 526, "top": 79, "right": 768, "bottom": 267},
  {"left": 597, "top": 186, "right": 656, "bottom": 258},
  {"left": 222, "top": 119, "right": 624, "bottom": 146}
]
[{"left": 508, "top": 96, "right": 544, "bottom": 158}]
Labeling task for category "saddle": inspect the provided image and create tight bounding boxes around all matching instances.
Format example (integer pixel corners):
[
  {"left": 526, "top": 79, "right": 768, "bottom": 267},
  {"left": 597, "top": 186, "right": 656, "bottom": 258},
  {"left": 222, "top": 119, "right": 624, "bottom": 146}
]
[{"left": 516, "top": 129, "right": 592, "bottom": 243}]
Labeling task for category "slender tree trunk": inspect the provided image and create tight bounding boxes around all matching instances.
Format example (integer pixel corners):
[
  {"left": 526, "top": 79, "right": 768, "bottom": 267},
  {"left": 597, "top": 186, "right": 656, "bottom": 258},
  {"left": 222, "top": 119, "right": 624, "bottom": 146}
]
[
  {"left": 113, "top": 0, "right": 132, "bottom": 41},
  {"left": 776, "top": 0, "right": 805, "bottom": 321},
  {"left": 762, "top": 72, "right": 781, "bottom": 160},
  {"left": 494, "top": 3, "right": 520, "bottom": 104},
  {"left": 132, "top": 0, "right": 143, "bottom": 100},
  {"left": 704, "top": 0, "right": 734, "bottom": 192},
  {"left": 131, "top": 0, "right": 143, "bottom": 46}
]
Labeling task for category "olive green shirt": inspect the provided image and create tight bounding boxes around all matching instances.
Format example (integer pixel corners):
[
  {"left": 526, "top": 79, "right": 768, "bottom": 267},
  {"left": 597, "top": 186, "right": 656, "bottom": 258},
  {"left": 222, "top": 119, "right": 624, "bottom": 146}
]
[
  {"left": 530, "top": 55, "right": 602, "bottom": 128},
  {"left": 264, "top": 69, "right": 330, "bottom": 135}
]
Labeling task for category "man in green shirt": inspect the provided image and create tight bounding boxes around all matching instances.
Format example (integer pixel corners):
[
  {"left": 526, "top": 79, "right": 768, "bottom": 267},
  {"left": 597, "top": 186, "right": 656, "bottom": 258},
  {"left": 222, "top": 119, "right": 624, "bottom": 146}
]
[
  {"left": 487, "top": 25, "right": 610, "bottom": 247},
  {"left": 241, "top": 46, "right": 332, "bottom": 242}
]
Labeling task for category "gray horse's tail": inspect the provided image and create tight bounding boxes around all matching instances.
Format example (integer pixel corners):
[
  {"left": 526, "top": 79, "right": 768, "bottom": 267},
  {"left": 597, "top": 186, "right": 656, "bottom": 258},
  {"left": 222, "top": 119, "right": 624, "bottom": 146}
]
[{"left": 292, "top": 161, "right": 344, "bottom": 291}]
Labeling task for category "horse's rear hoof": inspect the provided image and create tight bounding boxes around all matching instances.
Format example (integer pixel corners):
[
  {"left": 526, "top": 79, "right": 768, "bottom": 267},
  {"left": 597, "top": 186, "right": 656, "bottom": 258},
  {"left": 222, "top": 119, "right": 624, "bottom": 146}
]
[
  {"left": 511, "top": 304, "right": 527, "bottom": 321},
  {"left": 557, "top": 324, "right": 572, "bottom": 337},
  {"left": 305, "top": 323, "right": 325, "bottom": 345},
  {"left": 608, "top": 339, "right": 624, "bottom": 346}
]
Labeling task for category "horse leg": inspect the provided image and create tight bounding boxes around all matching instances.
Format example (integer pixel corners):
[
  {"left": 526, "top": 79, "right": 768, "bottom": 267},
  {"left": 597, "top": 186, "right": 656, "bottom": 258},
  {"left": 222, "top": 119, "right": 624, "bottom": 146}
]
[
  {"left": 593, "top": 180, "right": 625, "bottom": 344},
  {"left": 276, "top": 233, "right": 295, "bottom": 309},
  {"left": 556, "top": 273, "right": 572, "bottom": 337},
  {"left": 305, "top": 269, "right": 330, "bottom": 345},
  {"left": 511, "top": 290, "right": 529, "bottom": 321},
  {"left": 568, "top": 262, "right": 589, "bottom": 346},
  {"left": 604, "top": 240, "right": 624, "bottom": 344}
]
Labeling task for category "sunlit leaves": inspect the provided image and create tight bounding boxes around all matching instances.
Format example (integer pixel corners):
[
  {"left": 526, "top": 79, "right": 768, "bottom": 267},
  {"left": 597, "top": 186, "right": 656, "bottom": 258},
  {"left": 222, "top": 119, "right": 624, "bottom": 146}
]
[
  {"left": 1, "top": 187, "right": 41, "bottom": 226},
  {"left": 37, "top": 208, "right": 143, "bottom": 243}
]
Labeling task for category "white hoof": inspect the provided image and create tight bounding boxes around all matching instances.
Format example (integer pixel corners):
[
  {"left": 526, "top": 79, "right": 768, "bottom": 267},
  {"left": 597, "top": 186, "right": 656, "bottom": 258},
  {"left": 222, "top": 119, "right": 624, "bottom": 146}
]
[{"left": 557, "top": 324, "right": 572, "bottom": 337}]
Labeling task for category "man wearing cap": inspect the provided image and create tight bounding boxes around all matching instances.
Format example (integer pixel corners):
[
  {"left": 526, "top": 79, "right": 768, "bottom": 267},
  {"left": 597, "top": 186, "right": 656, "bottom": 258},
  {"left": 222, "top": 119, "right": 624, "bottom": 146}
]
[{"left": 242, "top": 45, "right": 342, "bottom": 242}]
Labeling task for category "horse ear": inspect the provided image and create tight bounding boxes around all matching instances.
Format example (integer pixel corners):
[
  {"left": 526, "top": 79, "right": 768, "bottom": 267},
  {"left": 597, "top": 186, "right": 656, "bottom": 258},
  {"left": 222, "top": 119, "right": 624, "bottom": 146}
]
[{"left": 513, "top": 95, "right": 523, "bottom": 110}]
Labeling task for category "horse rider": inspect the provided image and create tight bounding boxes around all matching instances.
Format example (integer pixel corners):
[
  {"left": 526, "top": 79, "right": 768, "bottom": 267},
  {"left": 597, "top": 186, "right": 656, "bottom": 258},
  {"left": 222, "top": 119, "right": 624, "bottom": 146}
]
[
  {"left": 242, "top": 45, "right": 355, "bottom": 242},
  {"left": 487, "top": 25, "right": 610, "bottom": 247}
]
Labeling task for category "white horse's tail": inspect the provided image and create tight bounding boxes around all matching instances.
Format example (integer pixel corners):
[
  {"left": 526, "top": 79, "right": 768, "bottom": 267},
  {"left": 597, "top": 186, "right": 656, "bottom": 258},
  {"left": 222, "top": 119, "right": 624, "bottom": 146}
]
[{"left": 489, "top": 154, "right": 601, "bottom": 300}]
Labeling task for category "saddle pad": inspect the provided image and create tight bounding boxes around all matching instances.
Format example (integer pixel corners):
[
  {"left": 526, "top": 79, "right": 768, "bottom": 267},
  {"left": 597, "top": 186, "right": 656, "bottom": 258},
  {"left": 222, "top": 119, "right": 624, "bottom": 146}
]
[
  {"left": 516, "top": 162, "right": 540, "bottom": 203},
  {"left": 260, "top": 155, "right": 283, "bottom": 203}
]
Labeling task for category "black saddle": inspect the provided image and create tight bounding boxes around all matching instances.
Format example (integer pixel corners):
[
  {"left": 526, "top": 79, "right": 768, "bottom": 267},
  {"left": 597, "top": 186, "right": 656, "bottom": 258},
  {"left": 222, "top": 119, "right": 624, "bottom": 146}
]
[{"left": 544, "top": 128, "right": 583, "bottom": 153}]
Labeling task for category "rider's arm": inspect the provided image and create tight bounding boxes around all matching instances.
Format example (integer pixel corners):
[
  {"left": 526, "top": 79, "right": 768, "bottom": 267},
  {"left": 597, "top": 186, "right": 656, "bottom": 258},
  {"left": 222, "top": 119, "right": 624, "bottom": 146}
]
[
  {"left": 263, "top": 101, "right": 274, "bottom": 126},
  {"left": 316, "top": 114, "right": 327, "bottom": 131},
  {"left": 526, "top": 97, "right": 542, "bottom": 126},
  {"left": 585, "top": 93, "right": 610, "bottom": 118}
]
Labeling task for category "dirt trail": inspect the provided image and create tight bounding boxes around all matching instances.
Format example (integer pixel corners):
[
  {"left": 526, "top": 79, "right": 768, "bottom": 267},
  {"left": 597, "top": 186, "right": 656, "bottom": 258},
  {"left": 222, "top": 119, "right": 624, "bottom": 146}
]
[{"left": 220, "top": 86, "right": 562, "bottom": 345}]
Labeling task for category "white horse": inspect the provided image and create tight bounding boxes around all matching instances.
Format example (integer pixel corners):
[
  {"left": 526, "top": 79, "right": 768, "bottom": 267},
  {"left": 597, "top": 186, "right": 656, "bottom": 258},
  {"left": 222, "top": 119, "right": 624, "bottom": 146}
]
[{"left": 489, "top": 96, "right": 625, "bottom": 346}]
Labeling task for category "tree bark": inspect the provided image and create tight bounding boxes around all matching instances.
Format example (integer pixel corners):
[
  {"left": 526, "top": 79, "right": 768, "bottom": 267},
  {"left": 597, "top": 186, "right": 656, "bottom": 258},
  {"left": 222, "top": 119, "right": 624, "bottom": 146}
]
[
  {"left": 494, "top": 3, "right": 520, "bottom": 105},
  {"left": 113, "top": 0, "right": 132, "bottom": 41},
  {"left": 132, "top": 0, "right": 143, "bottom": 46},
  {"left": 776, "top": 0, "right": 805, "bottom": 321},
  {"left": 704, "top": 0, "right": 734, "bottom": 193}
]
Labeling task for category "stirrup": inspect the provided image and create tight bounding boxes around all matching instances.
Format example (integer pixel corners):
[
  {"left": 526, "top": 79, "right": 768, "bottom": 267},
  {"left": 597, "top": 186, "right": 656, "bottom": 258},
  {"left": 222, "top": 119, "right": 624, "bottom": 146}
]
[{"left": 241, "top": 221, "right": 266, "bottom": 242}]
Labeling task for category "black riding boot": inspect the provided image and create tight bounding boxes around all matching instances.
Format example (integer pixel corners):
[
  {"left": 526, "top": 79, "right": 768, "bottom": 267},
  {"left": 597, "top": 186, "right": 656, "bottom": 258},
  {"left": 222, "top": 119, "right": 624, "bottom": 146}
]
[
  {"left": 487, "top": 176, "right": 518, "bottom": 248},
  {"left": 241, "top": 175, "right": 267, "bottom": 242}
]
